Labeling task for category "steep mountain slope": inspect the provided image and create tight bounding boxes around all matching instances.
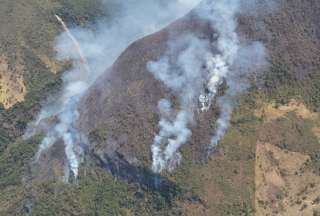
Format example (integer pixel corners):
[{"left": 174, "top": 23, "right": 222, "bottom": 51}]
[
  {"left": 78, "top": 13, "right": 213, "bottom": 169},
  {"left": 77, "top": 0, "right": 320, "bottom": 215},
  {"left": 0, "top": 0, "right": 121, "bottom": 215},
  {"left": 0, "top": 0, "right": 110, "bottom": 149},
  {"left": 79, "top": 0, "right": 320, "bottom": 166},
  {"left": 0, "top": 0, "right": 320, "bottom": 215}
]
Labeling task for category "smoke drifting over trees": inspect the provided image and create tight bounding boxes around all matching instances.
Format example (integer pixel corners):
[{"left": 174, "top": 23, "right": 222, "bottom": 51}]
[
  {"left": 26, "top": 0, "right": 274, "bottom": 178},
  {"left": 26, "top": 0, "right": 201, "bottom": 179},
  {"left": 148, "top": 0, "right": 271, "bottom": 172}
]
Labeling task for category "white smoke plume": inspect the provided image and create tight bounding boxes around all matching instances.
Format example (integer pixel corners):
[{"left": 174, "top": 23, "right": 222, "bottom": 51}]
[
  {"left": 151, "top": 100, "right": 191, "bottom": 173},
  {"left": 26, "top": 0, "right": 202, "bottom": 180},
  {"left": 208, "top": 41, "right": 268, "bottom": 151},
  {"left": 148, "top": 0, "right": 270, "bottom": 173},
  {"left": 148, "top": 35, "right": 214, "bottom": 172}
]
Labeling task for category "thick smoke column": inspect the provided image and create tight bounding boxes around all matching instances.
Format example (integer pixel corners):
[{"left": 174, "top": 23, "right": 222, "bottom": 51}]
[
  {"left": 208, "top": 41, "right": 267, "bottom": 152},
  {"left": 32, "top": 16, "right": 90, "bottom": 178},
  {"left": 149, "top": 0, "right": 269, "bottom": 173},
  {"left": 26, "top": 0, "right": 201, "bottom": 180},
  {"left": 199, "top": 0, "right": 241, "bottom": 152},
  {"left": 151, "top": 100, "right": 191, "bottom": 172},
  {"left": 148, "top": 35, "right": 212, "bottom": 172}
]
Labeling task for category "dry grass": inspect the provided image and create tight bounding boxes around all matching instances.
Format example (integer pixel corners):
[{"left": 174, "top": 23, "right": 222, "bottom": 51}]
[
  {"left": 255, "top": 99, "right": 318, "bottom": 123},
  {"left": 255, "top": 100, "right": 320, "bottom": 216},
  {"left": 255, "top": 142, "right": 320, "bottom": 216},
  {"left": 0, "top": 56, "right": 26, "bottom": 109}
]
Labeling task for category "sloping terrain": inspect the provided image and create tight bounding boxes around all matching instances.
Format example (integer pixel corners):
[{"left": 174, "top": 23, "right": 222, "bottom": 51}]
[
  {"left": 77, "top": 0, "right": 320, "bottom": 215},
  {"left": 255, "top": 101, "right": 320, "bottom": 215},
  {"left": 79, "top": 0, "right": 320, "bottom": 166},
  {"left": 0, "top": 0, "right": 110, "bottom": 147},
  {"left": 78, "top": 13, "right": 213, "bottom": 168},
  {"left": 0, "top": 0, "right": 320, "bottom": 215}
]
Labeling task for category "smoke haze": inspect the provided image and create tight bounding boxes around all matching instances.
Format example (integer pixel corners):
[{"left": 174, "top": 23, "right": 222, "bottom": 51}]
[
  {"left": 27, "top": 0, "right": 201, "bottom": 180},
  {"left": 148, "top": 0, "right": 271, "bottom": 173},
  {"left": 26, "top": 0, "right": 273, "bottom": 177}
]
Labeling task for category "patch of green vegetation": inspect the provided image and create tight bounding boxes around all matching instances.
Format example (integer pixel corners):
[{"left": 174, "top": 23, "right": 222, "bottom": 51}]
[
  {"left": 30, "top": 167, "right": 131, "bottom": 216},
  {"left": 262, "top": 62, "right": 320, "bottom": 111},
  {"left": 0, "top": 1, "right": 320, "bottom": 215},
  {"left": 0, "top": 0, "right": 187, "bottom": 214},
  {"left": 55, "top": 0, "right": 115, "bottom": 26},
  {"left": 0, "top": 128, "right": 12, "bottom": 151},
  {"left": 223, "top": 202, "right": 255, "bottom": 216},
  {"left": 28, "top": 163, "right": 187, "bottom": 216},
  {"left": 253, "top": 98, "right": 320, "bottom": 177},
  {"left": 0, "top": 134, "right": 41, "bottom": 215},
  {"left": 252, "top": 60, "right": 320, "bottom": 172},
  {"left": 88, "top": 128, "right": 108, "bottom": 144},
  {"left": 169, "top": 92, "right": 260, "bottom": 215},
  {"left": 314, "top": 209, "right": 320, "bottom": 216},
  {"left": 0, "top": 0, "right": 107, "bottom": 146},
  {"left": 0, "top": 135, "right": 41, "bottom": 189},
  {"left": 264, "top": 62, "right": 294, "bottom": 89},
  {"left": 0, "top": 155, "right": 185, "bottom": 216},
  {"left": 0, "top": 0, "right": 106, "bottom": 154}
]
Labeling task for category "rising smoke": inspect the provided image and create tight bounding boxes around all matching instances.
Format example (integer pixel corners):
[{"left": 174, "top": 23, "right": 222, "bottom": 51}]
[
  {"left": 26, "top": 0, "right": 273, "bottom": 178},
  {"left": 148, "top": 0, "right": 270, "bottom": 173},
  {"left": 26, "top": 0, "right": 201, "bottom": 180},
  {"left": 148, "top": 35, "right": 213, "bottom": 172}
]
